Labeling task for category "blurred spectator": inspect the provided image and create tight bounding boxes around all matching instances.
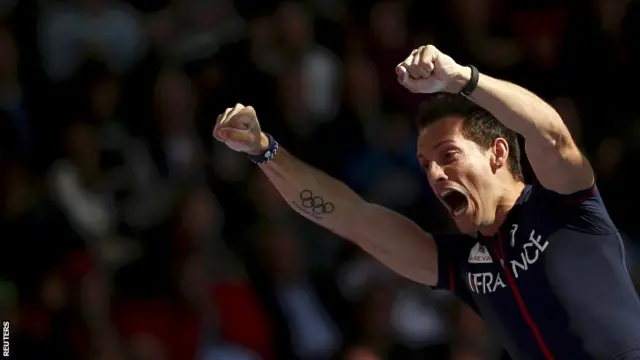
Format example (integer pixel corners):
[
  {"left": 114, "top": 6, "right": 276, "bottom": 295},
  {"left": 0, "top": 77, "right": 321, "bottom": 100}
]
[
  {"left": 339, "top": 282, "right": 395, "bottom": 360},
  {"left": 343, "top": 111, "right": 423, "bottom": 210},
  {"left": 0, "top": 25, "right": 35, "bottom": 160},
  {"left": 148, "top": 66, "right": 207, "bottom": 181},
  {"left": 277, "top": 1, "right": 341, "bottom": 123},
  {"left": 446, "top": 0, "right": 521, "bottom": 73},
  {"left": 2, "top": 0, "right": 640, "bottom": 359},
  {"left": 368, "top": 0, "right": 417, "bottom": 113},
  {"left": 39, "top": 0, "right": 145, "bottom": 81},
  {"left": 0, "top": 159, "right": 91, "bottom": 359},
  {"left": 337, "top": 251, "right": 453, "bottom": 359},
  {"left": 144, "top": 0, "right": 244, "bottom": 64},
  {"left": 257, "top": 223, "right": 345, "bottom": 360},
  {"left": 48, "top": 121, "right": 139, "bottom": 271}
]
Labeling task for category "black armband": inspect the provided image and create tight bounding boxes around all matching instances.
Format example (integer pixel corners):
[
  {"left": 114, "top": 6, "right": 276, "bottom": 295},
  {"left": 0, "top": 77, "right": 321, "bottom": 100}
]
[{"left": 460, "top": 65, "right": 479, "bottom": 97}]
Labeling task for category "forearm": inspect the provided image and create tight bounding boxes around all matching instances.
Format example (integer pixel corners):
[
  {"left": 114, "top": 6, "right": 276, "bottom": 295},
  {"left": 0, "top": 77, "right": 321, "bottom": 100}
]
[
  {"left": 258, "top": 143, "right": 438, "bottom": 285},
  {"left": 259, "top": 147, "right": 365, "bottom": 238},
  {"left": 452, "top": 68, "right": 565, "bottom": 144},
  {"left": 255, "top": 141, "right": 437, "bottom": 285},
  {"left": 214, "top": 104, "right": 438, "bottom": 284}
]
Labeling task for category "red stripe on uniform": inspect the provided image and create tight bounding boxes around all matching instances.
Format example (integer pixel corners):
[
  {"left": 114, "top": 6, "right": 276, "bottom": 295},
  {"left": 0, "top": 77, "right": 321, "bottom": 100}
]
[{"left": 495, "top": 232, "right": 555, "bottom": 360}]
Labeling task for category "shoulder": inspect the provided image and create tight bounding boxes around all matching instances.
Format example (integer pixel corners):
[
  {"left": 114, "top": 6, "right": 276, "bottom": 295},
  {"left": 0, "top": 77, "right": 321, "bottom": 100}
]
[
  {"left": 522, "top": 181, "right": 616, "bottom": 235},
  {"left": 526, "top": 180, "right": 597, "bottom": 205}
]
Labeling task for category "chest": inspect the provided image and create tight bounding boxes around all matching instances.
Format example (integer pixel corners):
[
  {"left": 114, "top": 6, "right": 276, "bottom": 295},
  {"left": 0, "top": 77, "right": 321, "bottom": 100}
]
[{"left": 460, "top": 218, "right": 560, "bottom": 296}]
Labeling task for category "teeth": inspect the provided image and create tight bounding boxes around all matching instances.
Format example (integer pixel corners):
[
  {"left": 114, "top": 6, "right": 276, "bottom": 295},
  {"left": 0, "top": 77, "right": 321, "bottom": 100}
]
[
  {"left": 453, "top": 204, "right": 467, "bottom": 216},
  {"left": 440, "top": 190, "right": 452, "bottom": 197}
]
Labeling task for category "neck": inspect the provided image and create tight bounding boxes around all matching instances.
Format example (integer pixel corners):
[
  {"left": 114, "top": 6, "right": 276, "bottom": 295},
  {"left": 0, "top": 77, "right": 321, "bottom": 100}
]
[{"left": 479, "top": 180, "right": 526, "bottom": 236}]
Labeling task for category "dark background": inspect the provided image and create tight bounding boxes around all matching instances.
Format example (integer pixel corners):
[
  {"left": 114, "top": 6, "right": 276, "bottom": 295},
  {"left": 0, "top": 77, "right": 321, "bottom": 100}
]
[{"left": 0, "top": 0, "right": 639, "bottom": 359}]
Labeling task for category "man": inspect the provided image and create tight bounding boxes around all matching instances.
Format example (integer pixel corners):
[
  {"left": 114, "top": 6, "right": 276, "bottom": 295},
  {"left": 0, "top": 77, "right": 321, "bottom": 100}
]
[{"left": 212, "top": 45, "right": 640, "bottom": 359}]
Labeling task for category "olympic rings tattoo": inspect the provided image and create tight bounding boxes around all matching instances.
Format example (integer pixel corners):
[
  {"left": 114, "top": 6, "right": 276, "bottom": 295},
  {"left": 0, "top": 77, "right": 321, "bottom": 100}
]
[{"left": 299, "top": 190, "right": 335, "bottom": 215}]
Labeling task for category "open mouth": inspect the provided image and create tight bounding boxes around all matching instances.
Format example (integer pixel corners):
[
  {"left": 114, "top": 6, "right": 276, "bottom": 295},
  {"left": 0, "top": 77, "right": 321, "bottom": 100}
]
[{"left": 440, "top": 190, "right": 469, "bottom": 217}]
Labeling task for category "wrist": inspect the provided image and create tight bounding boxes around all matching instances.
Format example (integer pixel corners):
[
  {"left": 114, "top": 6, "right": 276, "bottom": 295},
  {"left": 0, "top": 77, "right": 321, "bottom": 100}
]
[
  {"left": 247, "top": 133, "right": 270, "bottom": 156},
  {"left": 446, "top": 65, "right": 473, "bottom": 93},
  {"left": 247, "top": 132, "right": 279, "bottom": 165}
]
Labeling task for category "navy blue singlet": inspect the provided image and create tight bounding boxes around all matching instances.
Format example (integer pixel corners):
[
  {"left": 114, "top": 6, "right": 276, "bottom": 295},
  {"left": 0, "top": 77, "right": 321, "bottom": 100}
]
[{"left": 434, "top": 182, "right": 640, "bottom": 360}]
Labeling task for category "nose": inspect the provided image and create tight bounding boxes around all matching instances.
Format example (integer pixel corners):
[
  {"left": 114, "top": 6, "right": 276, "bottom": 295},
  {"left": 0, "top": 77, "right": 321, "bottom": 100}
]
[{"left": 425, "top": 161, "right": 448, "bottom": 185}]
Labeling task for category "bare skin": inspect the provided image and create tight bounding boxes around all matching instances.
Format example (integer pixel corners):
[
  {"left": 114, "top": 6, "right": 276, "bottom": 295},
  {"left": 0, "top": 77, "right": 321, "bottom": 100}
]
[{"left": 212, "top": 44, "right": 593, "bottom": 286}]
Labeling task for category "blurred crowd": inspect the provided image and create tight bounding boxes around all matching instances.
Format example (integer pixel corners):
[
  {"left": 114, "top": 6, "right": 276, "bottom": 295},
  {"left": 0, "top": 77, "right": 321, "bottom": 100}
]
[{"left": 1, "top": 0, "right": 640, "bottom": 359}]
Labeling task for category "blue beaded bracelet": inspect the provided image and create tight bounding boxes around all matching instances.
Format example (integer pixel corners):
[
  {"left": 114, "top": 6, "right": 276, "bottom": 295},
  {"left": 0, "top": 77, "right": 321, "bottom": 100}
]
[{"left": 248, "top": 133, "right": 278, "bottom": 164}]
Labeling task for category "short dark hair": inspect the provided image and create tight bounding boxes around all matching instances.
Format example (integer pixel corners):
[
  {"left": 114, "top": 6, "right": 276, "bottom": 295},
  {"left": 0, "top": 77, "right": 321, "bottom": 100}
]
[{"left": 416, "top": 93, "right": 523, "bottom": 180}]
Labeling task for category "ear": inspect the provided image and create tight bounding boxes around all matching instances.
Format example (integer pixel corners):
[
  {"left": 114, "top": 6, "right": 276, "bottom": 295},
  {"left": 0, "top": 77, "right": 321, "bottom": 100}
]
[{"left": 490, "top": 137, "right": 509, "bottom": 172}]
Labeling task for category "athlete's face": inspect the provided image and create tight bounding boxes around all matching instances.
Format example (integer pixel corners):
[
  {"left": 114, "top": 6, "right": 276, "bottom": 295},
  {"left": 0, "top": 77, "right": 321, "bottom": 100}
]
[{"left": 417, "top": 117, "right": 508, "bottom": 234}]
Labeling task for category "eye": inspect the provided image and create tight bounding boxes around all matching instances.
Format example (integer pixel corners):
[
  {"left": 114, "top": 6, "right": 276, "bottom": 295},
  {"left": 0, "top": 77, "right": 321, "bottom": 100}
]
[{"left": 442, "top": 150, "right": 459, "bottom": 164}]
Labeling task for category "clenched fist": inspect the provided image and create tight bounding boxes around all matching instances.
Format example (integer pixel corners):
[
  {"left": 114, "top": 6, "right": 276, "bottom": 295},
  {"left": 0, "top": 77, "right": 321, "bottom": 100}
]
[
  {"left": 213, "top": 104, "right": 269, "bottom": 155},
  {"left": 395, "top": 45, "right": 468, "bottom": 94}
]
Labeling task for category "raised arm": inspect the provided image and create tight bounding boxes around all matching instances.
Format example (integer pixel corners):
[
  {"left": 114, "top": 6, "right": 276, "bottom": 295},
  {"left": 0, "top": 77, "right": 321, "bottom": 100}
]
[
  {"left": 213, "top": 104, "right": 438, "bottom": 285},
  {"left": 397, "top": 45, "right": 594, "bottom": 194},
  {"left": 451, "top": 69, "right": 594, "bottom": 194}
]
